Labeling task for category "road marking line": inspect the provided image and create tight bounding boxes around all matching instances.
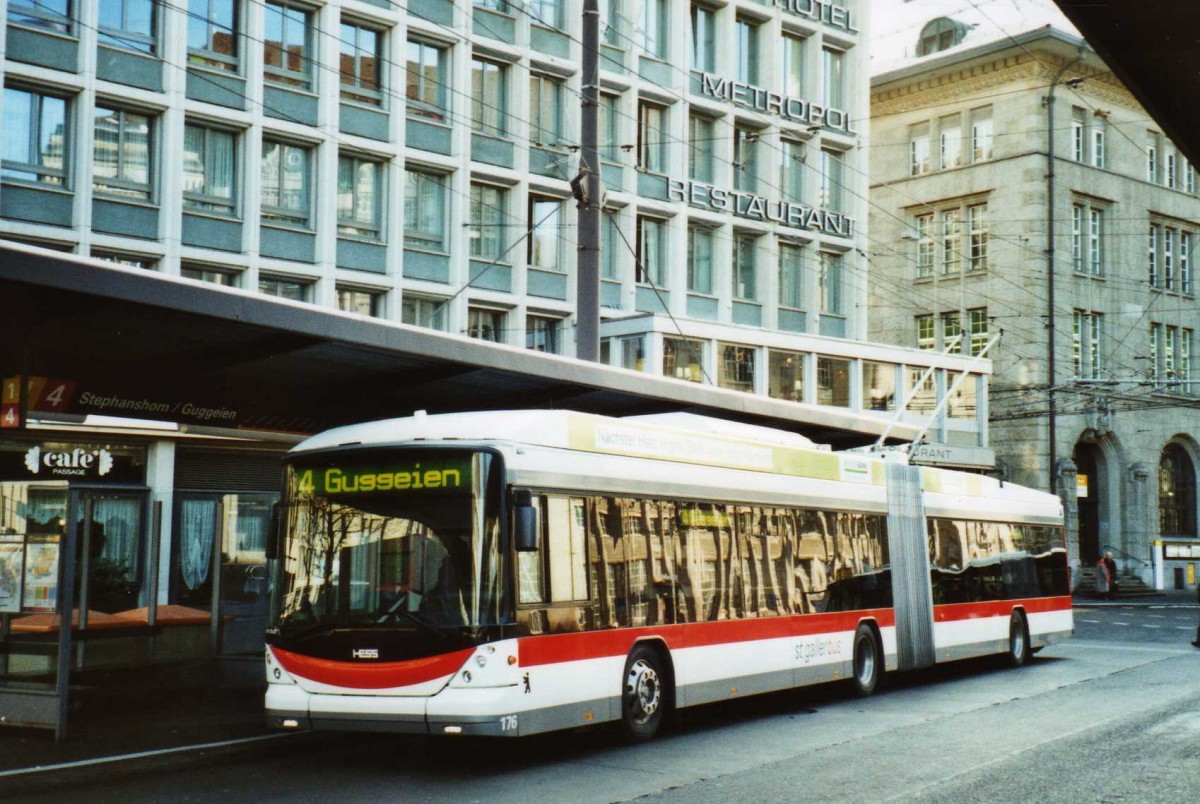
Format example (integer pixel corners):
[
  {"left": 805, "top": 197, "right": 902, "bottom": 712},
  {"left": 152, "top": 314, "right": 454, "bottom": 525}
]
[
  {"left": 0, "top": 733, "right": 296, "bottom": 780},
  {"left": 1142, "top": 625, "right": 1162, "bottom": 629}
]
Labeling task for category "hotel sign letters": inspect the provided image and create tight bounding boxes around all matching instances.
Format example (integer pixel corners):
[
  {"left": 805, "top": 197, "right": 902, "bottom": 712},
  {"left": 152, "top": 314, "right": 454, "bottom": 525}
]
[
  {"left": 777, "top": 0, "right": 858, "bottom": 34},
  {"left": 667, "top": 179, "right": 855, "bottom": 238},
  {"left": 698, "top": 73, "right": 857, "bottom": 135}
]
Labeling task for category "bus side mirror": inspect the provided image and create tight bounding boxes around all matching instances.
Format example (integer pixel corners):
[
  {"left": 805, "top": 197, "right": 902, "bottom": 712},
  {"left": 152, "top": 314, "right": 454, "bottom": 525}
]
[
  {"left": 266, "top": 502, "right": 281, "bottom": 560},
  {"left": 513, "top": 491, "right": 539, "bottom": 552}
]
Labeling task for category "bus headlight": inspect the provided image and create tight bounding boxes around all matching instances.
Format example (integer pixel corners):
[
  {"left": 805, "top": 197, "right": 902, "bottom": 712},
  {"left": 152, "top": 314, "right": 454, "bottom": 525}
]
[{"left": 476, "top": 654, "right": 488, "bottom": 668}]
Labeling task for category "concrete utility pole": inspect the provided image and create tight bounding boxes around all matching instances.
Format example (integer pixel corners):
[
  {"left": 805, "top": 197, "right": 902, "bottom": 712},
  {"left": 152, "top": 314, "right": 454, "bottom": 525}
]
[{"left": 573, "top": 0, "right": 602, "bottom": 361}]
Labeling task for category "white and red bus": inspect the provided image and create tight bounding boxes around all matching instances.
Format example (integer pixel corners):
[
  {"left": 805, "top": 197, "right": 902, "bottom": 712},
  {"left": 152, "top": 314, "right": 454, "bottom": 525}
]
[{"left": 265, "top": 410, "right": 1071, "bottom": 739}]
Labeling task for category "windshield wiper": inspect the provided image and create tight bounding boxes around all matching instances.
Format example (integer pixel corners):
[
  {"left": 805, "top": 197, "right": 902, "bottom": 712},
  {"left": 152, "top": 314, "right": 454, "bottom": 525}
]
[{"left": 377, "top": 596, "right": 446, "bottom": 639}]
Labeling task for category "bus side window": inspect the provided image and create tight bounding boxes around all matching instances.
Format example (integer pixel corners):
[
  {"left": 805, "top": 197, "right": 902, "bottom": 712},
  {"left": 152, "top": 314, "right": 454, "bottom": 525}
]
[
  {"left": 546, "top": 496, "right": 589, "bottom": 603},
  {"left": 517, "top": 496, "right": 546, "bottom": 604}
]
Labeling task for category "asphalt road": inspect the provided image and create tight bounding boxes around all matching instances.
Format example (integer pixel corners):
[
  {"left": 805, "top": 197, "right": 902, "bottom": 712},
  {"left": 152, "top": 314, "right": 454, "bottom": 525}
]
[{"left": 12, "top": 605, "right": 1200, "bottom": 804}]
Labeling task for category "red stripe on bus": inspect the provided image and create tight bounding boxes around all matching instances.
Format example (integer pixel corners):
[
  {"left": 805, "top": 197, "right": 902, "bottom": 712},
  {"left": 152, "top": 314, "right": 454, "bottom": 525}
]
[
  {"left": 518, "top": 609, "right": 896, "bottom": 667},
  {"left": 272, "top": 646, "right": 475, "bottom": 690},
  {"left": 932, "top": 596, "right": 1072, "bottom": 623}
]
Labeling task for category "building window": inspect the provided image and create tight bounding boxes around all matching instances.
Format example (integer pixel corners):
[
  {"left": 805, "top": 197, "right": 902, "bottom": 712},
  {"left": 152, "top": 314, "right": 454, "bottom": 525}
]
[
  {"left": 1149, "top": 223, "right": 1160, "bottom": 286},
  {"left": 968, "top": 307, "right": 989, "bottom": 356},
  {"left": 601, "top": 211, "right": 620, "bottom": 281},
  {"left": 1164, "top": 226, "right": 1176, "bottom": 290},
  {"left": 1187, "top": 161, "right": 1196, "bottom": 194},
  {"left": 941, "top": 311, "right": 962, "bottom": 354},
  {"left": 1152, "top": 323, "right": 1194, "bottom": 392},
  {"left": 636, "top": 215, "right": 667, "bottom": 286},
  {"left": 718, "top": 343, "right": 755, "bottom": 393},
  {"left": 260, "top": 139, "right": 310, "bottom": 226},
  {"left": 1073, "top": 204, "right": 1100, "bottom": 274},
  {"left": 735, "top": 17, "right": 760, "bottom": 85},
  {"left": 778, "top": 242, "right": 803, "bottom": 309},
  {"left": 468, "top": 307, "right": 506, "bottom": 342},
  {"left": 337, "top": 287, "right": 383, "bottom": 317},
  {"left": 259, "top": 274, "right": 310, "bottom": 301},
  {"left": 909, "top": 122, "right": 931, "bottom": 176},
  {"left": 603, "top": 0, "right": 622, "bottom": 47},
  {"left": 915, "top": 213, "right": 934, "bottom": 278},
  {"left": 1160, "top": 444, "right": 1197, "bottom": 536},
  {"left": 916, "top": 314, "right": 935, "bottom": 350},
  {"left": 600, "top": 93, "right": 620, "bottom": 162},
  {"left": 1147, "top": 132, "right": 1159, "bottom": 183},
  {"left": 1072, "top": 310, "right": 1102, "bottom": 378},
  {"left": 916, "top": 17, "right": 967, "bottom": 56},
  {"left": 939, "top": 114, "right": 961, "bottom": 170},
  {"left": 1183, "top": 232, "right": 1192, "bottom": 294},
  {"left": 8, "top": 0, "right": 72, "bottom": 34},
  {"left": 528, "top": 196, "right": 564, "bottom": 271},
  {"left": 181, "top": 263, "right": 237, "bottom": 285},
  {"left": 2, "top": 87, "right": 68, "bottom": 186},
  {"left": 817, "top": 356, "right": 850, "bottom": 407},
  {"left": 339, "top": 20, "right": 383, "bottom": 106},
  {"left": 530, "top": 73, "right": 565, "bottom": 148},
  {"left": 688, "top": 113, "right": 715, "bottom": 183},
  {"left": 407, "top": 39, "right": 449, "bottom": 122},
  {"left": 1149, "top": 223, "right": 1194, "bottom": 292},
  {"left": 1090, "top": 120, "right": 1105, "bottom": 169},
  {"left": 642, "top": 0, "right": 667, "bottom": 59},
  {"left": 619, "top": 335, "right": 646, "bottom": 371},
  {"left": 734, "top": 126, "right": 760, "bottom": 193},
  {"left": 475, "top": 0, "right": 508, "bottom": 11},
  {"left": 187, "top": 0, "right": 238, "bottom": 72},
  {"left": 820, "top": 149, "right": 844, "bottom": 213},
  {"left": 968, "top": 203, "right": 987, "bottom": 271},
  {"left": 819, "top": 251, "right": 843, "bottom": 314},
  {"left": 529, "top": 0, "right": 563, "bottom": 27},
  {"left": 973, "top": 109, "right": 995, "bottom": 153},
  {"left": 638, "top": 100, "right": 667, "bottom": 174},
  {"left": 336, "top": 154, "right": 382, "bottom": 239},
  {"left": 768, "top": 349, "right": 804, "bottom": 402},
  {"left": 733, "top": 233, "right": 757, "bottom": 300},
  {"left": 401, "top": 296, "right": 448, "bottom": 330},
  {"left": 782, "top": 32, "right": 806, "bottom": 98},
  {"left": 404, "top": 168, "right": 447, "bottom": 251},
  {"left": 941, "top": 208, "right": 962, "bottom": 274},
  {"left": 1071, "top": 107, "right": 1085, "bottom": 162},
  {"left": 183, "top": 123, "right": 236, "bottom": 214},
  {"left": 98, "top": 0, "right": 157, "bottom": 53},
  {"left": 688, "top": 225, "right": 714, "bottom": 294},
  {"left": 691, "top": 3, "right": 716, "bottom": 72},
  {"left": 1166, "top": 150, "right": 1178, "bottom": 189},
  {"left": 864, "top": 362, "right": 896, "bottom": 411},
  {"left": 93, "top": 250, "right": 157, "bottom": 269},
  {"left": 471, "top": 59, "right": 507, "bottom": 137},
  {"left": 822, "top": 47, "right": 844, "bottom": 110},
  {"left": 663, "top": 337, "right": 705, "bottom": 382},
  {"left": 526, "top": 315, "right": 561, "bottom": 354},
  {"left": 469, "top": 183, "right": 507, "bottom": 262},
  {"left": 263, "top": 1, "right": 314, "bottom": 90},
  {"left": 782, "top": 139, "right": 804, "bottom": 203},
  {"left": 93, "top": 106, "right": 152, "bottom": 201}
]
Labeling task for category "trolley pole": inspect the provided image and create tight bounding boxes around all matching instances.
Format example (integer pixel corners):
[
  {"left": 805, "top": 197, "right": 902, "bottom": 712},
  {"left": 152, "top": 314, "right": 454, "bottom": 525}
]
[{"left": 574, "top": 0, "right": 602, "bottom": 362}]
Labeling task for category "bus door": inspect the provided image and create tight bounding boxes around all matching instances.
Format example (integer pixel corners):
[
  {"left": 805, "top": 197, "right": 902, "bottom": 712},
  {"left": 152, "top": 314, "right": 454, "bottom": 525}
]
[{"left": 885, "top": 463, "right": 935, "bottom": 670}]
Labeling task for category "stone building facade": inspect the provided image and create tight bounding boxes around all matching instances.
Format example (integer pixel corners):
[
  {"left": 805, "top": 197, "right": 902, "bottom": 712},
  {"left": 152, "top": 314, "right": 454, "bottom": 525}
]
[{"left": 869, "top": 3, "right": 1200, "bottom": 588}]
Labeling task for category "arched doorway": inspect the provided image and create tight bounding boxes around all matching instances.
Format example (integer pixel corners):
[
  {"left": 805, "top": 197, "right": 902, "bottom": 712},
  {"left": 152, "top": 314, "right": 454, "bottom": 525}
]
[
  {"left": 1074, "top": 442, "right": 1102, "bottom": 563},
  {"left": 1159, "top": 443, "right": 1197, "bottom": 537}
]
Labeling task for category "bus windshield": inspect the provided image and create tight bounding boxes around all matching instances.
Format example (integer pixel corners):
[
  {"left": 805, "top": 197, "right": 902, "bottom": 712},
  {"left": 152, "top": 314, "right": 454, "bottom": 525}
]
[{"left": 274, "top": 449, "right": 506, "bottom": 635}]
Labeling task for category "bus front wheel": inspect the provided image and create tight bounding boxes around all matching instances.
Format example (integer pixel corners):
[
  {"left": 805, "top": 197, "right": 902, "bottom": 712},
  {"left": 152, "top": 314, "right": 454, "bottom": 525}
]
[
  {"left": 1007, "top": 610, "right": 1030, "bottom": 667},
  {"left": 851, "top": 624, "right": 881, "bottom": 697},
  {"left": 621, "top": 645, "right": 667, "bottom": 741}
]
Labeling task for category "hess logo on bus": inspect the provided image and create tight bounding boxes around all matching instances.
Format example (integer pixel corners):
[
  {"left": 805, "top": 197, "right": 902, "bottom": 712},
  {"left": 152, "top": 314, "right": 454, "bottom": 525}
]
[{"left": 352, "top": 648, "right": 379, "bottom": 660}]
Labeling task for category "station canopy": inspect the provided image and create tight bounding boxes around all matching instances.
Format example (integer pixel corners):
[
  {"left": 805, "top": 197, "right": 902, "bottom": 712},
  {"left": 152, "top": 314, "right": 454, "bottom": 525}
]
[
  {"left": 0, "top": 245, "right": 919, "bottom": 450},
  {"left": 1054, "top": 1, "right": 1200, "bottom": 169}
]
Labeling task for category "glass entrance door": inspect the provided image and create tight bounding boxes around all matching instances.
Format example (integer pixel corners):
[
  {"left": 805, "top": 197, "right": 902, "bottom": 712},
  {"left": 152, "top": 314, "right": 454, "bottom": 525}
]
[
  {"left": 71, "top": 490, "right": 146, "bottom": 614},
  {"left": 174, "top": 493, "right": 275, "bottom": 656}
]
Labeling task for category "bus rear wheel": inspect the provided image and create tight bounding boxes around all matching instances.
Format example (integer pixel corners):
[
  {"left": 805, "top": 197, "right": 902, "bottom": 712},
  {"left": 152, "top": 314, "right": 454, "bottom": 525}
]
[
  {"left": 621, "top": 645, "right": 667, "bottom": 741},
  {"left": 851, "top": 624, "right": 881, "bottom": 697},
  {"left": 1007, "top": 610, "right": 1030, "bottom": 667}
]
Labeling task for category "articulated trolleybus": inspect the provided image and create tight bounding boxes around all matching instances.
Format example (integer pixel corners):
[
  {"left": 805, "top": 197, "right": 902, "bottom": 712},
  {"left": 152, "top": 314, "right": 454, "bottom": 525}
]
[{"left": 265, "top": 410, "right": 1071, "bottom": 740}]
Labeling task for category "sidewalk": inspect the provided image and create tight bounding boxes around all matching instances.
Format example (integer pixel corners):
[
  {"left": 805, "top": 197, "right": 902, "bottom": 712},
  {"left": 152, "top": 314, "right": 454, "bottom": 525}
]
[
  {"left": 0, "top": 671, "right": 299, "bottom": 795},
  {"left": 1072, "top": 588, "right": 1200, "bottom": 607}
]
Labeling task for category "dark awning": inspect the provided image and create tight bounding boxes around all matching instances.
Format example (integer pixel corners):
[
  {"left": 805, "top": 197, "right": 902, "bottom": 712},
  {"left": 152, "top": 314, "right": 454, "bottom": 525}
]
[
  {"left": 1054, "top": 1, "right": 1200, "bottom": 167},
  {"left": 0, "top": 245, "right": 919, "bottom": 449}
]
